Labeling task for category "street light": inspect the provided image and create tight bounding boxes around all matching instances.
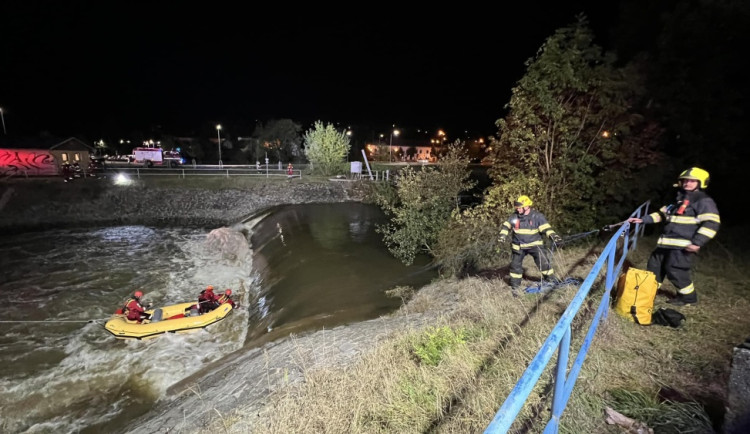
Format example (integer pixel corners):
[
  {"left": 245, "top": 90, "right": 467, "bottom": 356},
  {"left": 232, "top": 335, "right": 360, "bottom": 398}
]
[
  {"left": 0, "top": 107, "right": 6, "bottom": 135},
  {"left": 389, "top": 128, "right": 400, "bottom": 162},
  {"left": 216, "top": 124, "right": 222, "bottom": 168}
]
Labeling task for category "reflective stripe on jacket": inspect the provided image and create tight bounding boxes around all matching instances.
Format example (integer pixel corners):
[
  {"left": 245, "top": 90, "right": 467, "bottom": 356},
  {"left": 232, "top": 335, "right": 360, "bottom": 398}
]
[
  {"left": 500, "top": 209, "right": 557, "bottom": 250},
  {"left": 643, "top": 189, "right": 720, "bottom": 249},
  {"left": 217, "top": 294, "right": 235, "bottom": 307}
]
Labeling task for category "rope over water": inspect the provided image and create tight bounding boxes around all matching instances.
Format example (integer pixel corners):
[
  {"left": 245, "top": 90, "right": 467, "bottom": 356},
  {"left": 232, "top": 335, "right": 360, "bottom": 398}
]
[{"left": 0, "top": 319, "right": 108, "bottom": 324}]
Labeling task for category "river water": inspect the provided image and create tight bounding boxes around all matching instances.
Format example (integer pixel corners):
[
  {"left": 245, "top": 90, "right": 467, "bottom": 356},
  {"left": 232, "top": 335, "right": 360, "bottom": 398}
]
[{"left": 0, "top": 202, "right": 435, "bottom": 433}]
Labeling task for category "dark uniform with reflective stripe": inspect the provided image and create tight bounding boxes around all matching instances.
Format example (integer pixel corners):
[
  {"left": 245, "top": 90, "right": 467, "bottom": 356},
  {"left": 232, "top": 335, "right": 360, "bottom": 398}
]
[
  {"left": 642, "top": 189, "right": 720, "bottom": 303},
  {"left": 500, "top": 209, "right": 558, "bottom": 289}
]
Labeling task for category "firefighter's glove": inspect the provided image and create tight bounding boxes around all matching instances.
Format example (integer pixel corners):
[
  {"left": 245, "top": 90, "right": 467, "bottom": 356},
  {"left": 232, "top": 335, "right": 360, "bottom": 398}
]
[
  {"left": 498, "top": 235, "right": 507, "bottom": 244},
  {"left": 550, "top": 234, "right": 563, "bottom": 244}
]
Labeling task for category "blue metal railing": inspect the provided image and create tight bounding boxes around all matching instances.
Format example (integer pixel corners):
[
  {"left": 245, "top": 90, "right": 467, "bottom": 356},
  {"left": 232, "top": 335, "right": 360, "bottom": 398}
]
[{"left": 485, "top": 201, "right": 651, "bottom": 433}]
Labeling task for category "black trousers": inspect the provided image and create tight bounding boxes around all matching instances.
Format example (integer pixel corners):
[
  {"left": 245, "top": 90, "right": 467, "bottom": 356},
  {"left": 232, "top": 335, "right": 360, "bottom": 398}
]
[
  {"left": 509, "top": 246, "right": 554, "bottom": 288},
  {"left": 646, "top": 247, "right": 697, "bottom": 302}
]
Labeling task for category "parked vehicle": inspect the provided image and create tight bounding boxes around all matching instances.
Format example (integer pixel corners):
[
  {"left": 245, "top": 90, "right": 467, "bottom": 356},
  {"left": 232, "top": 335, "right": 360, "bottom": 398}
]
[{"left": 132, "top": 147, "right": 183, "bottom": 168}]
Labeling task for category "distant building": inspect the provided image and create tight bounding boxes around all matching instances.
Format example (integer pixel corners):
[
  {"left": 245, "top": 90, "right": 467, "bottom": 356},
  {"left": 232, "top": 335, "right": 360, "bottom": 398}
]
[
  {"left": 364, "top": 137, "right": 441, "bottom": 162},
  {"left": 0, "top": 136, "right": 95, "bottom": 177}
]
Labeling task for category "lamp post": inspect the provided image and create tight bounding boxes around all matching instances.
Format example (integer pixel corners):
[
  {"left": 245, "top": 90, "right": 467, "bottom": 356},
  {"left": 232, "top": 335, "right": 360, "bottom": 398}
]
[
  {"left": 389, "top": 129, "right": 400, "bottom": 162},
  {"left": 216, "top": 124, "right": 222, "bottom": 168},
  {"left": 0, "top": 107, "right": 6, "bottom": 135}
]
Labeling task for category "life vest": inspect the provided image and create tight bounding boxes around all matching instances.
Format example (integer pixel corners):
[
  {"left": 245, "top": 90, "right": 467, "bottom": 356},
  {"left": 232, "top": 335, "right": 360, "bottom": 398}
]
[
  {"left": 120, "top": 297, "right": 135, "bottom": 315},
  {"left": 217, "top": 294, "right": 235, "bottom": 307}
]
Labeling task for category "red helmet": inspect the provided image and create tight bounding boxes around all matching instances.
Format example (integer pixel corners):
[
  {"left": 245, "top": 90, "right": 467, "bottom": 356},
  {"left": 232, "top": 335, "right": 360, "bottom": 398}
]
[
  {"left": 134, "top": 291, "right": 143, "bottom": 298},
  {"left": 225, "top": 289, "right": 232, "bottom": 296},
  {"left": 206, "top": 285, "right": 214, "bottom": 291}
]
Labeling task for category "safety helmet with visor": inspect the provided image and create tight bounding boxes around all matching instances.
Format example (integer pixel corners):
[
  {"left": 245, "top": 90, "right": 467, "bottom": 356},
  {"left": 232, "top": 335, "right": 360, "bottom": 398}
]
[{"left": 677, "top": 167, "right": 710, "bottom": 189}]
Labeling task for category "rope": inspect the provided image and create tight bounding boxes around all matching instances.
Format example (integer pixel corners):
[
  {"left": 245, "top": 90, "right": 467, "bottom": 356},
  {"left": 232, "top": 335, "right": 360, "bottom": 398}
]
[
  {"left": 525, "top": 277, "right": 584, "bottom": 294},
  {"left": 0, "top": 319, "right": 109, "bottom": 324}
]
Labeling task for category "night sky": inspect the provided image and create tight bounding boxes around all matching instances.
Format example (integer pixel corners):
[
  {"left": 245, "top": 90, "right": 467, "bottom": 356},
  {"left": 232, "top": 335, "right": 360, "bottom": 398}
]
[{"left": 2, "top": 1, "right": 620, "bottom": 141}]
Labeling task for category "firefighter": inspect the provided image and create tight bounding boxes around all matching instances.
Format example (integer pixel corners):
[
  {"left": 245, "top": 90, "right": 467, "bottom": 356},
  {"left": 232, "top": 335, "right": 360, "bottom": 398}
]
[
  {"left": 123, "top": 290, "right": 151, "bottom": 323},
  {"left": 216, "top": 289, "right": 237, "bottom": 308},
  {"left": 61, "top": 162, "right": 73, "bottom": 182},
  {"left": 628, "top": 167, "right": 720, "bottom": 306},
  {"left": 499, "top": 195, "right": 563, "bottom": 294},
  {"left": 198, "top": 285, "right": 218, "bottom": 313}
]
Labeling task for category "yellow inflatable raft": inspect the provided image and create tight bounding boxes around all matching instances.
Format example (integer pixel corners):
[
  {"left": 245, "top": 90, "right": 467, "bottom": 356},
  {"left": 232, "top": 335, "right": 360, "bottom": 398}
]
[{"left": 104, "top": 302, "right": 233, "bottom": 340}]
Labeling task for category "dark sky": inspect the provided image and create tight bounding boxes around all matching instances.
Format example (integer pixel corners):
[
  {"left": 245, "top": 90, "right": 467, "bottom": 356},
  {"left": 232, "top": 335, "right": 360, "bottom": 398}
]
[{"left": 1, "top": 2, "right": 620, "bottom": 141}]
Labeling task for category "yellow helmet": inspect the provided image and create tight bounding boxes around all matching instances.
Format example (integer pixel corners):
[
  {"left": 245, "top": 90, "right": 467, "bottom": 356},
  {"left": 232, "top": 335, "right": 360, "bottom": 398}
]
[
  {"left": 514, "top": 195, "right": 533, "bottom": 207},
  {"left": 678, "top": 167, "right": 710, "bottom": 189}
]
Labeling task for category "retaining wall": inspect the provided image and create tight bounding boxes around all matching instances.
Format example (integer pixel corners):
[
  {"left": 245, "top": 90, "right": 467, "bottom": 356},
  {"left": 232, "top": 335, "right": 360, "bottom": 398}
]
[{"left": 0, "top": 179, "right": 368, "bottom": 232}]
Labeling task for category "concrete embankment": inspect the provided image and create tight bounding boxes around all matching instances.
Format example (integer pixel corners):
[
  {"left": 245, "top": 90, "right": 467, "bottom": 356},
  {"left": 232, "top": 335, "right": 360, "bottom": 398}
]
[{"left": 0, "top": 179, "right": 368, "bottom": 232}]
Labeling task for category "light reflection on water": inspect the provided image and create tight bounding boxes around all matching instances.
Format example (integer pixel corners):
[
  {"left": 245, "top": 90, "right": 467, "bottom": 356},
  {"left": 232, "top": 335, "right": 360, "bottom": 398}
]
[{"left": 0, "top": 202, "right": 436, "bottom": 433}]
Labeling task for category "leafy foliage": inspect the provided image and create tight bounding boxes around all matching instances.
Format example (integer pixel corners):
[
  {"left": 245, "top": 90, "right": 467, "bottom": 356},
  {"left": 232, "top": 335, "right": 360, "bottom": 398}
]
[
  {"left": 373, "top": 142, "right": 475, "bottom": 265},
  {"left": 410, "top": 326, "right": 467, "bottom": 366},
  {"left": 303, "top": 121, "right": 351, "bottom": 176},
  {"left": 485, "top": 15, "right": 664, "bottom": 232},
  {"left": 242, "top": 119, "right": 303, "bottom": 164},
  {"left": 179, "top": 137, "right": 206, "bottom": 163},
  {"left": 433, "top": 200, "right": 510, "bottom": 277}
]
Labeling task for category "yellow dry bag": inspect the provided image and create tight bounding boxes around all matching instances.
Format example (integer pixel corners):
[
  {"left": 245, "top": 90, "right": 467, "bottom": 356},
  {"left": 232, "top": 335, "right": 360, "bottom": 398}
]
[{"left": 614, "top": 267, "right": 658, "bottom": 325}]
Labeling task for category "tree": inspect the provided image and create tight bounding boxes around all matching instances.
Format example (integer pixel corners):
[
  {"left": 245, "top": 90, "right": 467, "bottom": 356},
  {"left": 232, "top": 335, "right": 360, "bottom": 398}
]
[
  {"left": 374, "top": 141, "right": 476, "bottom": 265},
  {"left": 620, "top": 0, "right": 749, "bottom": 221},
  {"left": 180, "top": 137, "right": 206, "bottom": 163},
  {"left": 406, "top": 146, "right": 417, "bottom": 160},
  {"left": 433, "top": 16, "right": 669, "bottom": 277},
  {"left": 245, "top": 119, "right": 304, "bottom": 164},
  {"left": 303, "top": 121, "right": 351, "bottom": 175},
  {"left": 484, "top": 15, "right": 662, "bottom": 232}
]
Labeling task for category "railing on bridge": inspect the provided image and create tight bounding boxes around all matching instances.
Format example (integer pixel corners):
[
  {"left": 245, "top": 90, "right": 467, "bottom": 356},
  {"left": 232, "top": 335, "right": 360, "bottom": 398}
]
[{"left": 484, "top": 200, "right": 651, "bottom": 434}]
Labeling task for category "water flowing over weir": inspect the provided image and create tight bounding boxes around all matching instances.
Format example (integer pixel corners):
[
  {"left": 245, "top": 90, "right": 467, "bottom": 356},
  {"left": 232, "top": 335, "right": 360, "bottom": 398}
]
[{"left": 0, "top": 202, "right": 437, "bottom": 433}]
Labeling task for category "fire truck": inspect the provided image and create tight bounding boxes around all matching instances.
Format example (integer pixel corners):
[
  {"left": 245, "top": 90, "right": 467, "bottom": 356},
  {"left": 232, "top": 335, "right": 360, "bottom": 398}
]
[{"left": 132, "top": 147, "right": 183, "bottom": 168}]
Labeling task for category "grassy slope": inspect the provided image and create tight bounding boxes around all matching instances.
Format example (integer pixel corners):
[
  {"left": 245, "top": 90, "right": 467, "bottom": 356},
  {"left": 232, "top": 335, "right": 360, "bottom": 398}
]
[{"left": 229, "top": 225, "right": 749, "bottom": 434}]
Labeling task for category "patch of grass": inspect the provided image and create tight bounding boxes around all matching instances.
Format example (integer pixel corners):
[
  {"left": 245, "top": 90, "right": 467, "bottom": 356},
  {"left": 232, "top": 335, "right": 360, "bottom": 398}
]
[
  {"left": 606, "top": 388, "right": 713, "bottom": 434},
  {"left": 384, "top": 285, "right": 415, "bottom": 304},
  {"left": 410, "top": 326, "right": 467, "bottom": 366}
]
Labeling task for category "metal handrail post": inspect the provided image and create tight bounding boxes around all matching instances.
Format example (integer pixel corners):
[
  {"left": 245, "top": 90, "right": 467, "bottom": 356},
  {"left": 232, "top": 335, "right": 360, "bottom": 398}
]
[{"left": 546, "top": 326, "right": 572, "bottom": 434}]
